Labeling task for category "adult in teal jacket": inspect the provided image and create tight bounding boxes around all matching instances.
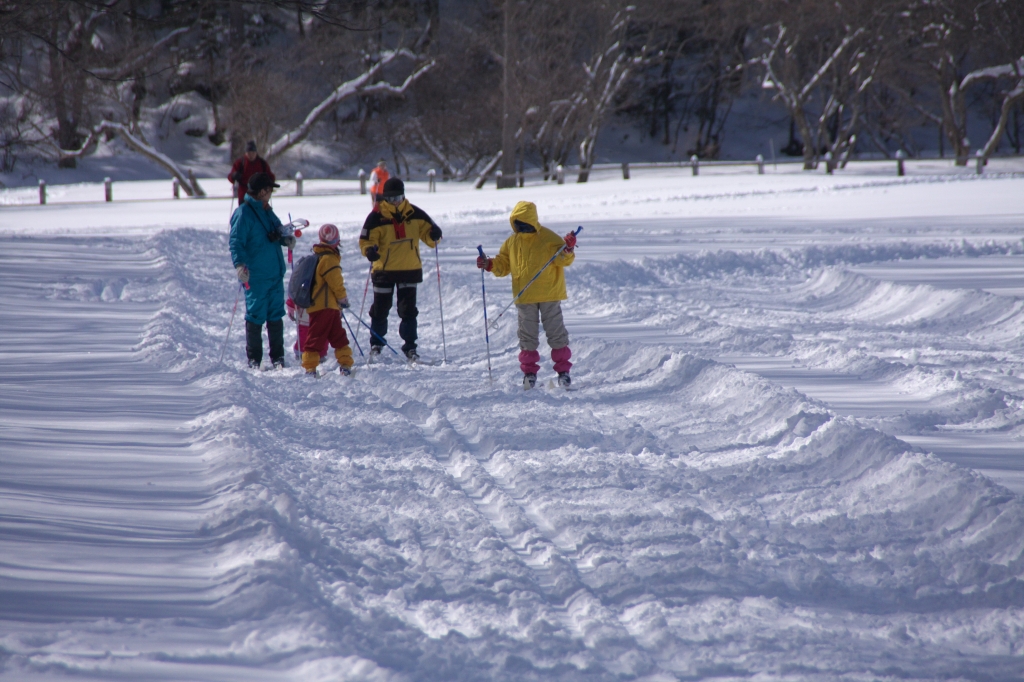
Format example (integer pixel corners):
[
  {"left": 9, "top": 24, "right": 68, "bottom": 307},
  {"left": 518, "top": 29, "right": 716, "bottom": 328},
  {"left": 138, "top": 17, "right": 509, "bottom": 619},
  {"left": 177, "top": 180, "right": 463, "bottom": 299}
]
[{"left": 229, "top": 172, "right": 294, "bottom": 368}]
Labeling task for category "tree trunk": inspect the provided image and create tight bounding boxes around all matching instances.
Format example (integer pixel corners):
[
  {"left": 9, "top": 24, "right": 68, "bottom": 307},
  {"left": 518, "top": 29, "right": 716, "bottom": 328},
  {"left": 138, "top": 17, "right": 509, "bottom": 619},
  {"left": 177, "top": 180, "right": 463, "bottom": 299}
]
[
  {"left": 793, "top": 107, "right": 816, "bottom": 170},
  {"left": 498, "top": 0, "right": 517, "bottom": 189},
  {"left": 228, "top": 0, "right": 245, "bottom": 160}
]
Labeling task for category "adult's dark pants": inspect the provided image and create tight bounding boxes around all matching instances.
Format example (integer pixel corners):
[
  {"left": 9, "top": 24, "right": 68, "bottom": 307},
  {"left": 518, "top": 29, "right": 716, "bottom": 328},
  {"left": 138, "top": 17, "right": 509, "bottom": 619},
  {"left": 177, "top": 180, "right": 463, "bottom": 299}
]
[
  {"left": 369, "top": 282, "right": 418, "bottom": 352},
  {"left": 246, "top": 319, "right": 285, "bottom": 366}
]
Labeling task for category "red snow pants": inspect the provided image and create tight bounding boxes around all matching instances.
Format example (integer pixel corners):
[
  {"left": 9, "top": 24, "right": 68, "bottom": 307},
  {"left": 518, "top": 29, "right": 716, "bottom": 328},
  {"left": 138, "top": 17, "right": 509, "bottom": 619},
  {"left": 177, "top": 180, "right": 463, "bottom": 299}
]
[{"left": 301, "top": 309, "right": 354, "bottom": 372}]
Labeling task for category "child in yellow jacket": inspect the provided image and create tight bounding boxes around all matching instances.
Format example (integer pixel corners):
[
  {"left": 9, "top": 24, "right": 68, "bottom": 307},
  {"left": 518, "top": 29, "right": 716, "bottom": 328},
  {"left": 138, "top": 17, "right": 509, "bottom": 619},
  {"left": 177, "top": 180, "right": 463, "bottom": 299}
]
[
  {"left": 477, "top": 201, "right": 577, "bottom": 389},
  {"left": 302, "top": 224, "right": 355, "bottom": 377}
]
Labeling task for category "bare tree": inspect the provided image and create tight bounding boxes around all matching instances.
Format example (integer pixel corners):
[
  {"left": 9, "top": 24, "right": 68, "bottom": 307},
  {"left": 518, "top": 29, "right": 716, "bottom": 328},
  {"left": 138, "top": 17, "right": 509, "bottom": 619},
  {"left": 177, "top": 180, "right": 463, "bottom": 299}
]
[{"left": 751, "top": 0, "right": 893, "bottom": 170}]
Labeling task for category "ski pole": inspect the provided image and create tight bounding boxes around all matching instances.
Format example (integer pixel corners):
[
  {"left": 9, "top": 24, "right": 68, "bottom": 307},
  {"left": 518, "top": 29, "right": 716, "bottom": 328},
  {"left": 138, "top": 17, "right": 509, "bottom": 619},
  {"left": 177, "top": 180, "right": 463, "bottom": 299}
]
[
  {"left": 477, "top": 245, "right": 493, "bottom": 382},
  {"left": 358, "top": 266, "right": 372, "bottom": 319},
  {"left": 341, "top": 310, "right": 364, "bottom": 357},
  {"left": 489, "top": 226, "right": 581, "bottom": 330},
  {"left": 218, "top": 281, "right": 247, "bottom": 364},
  {"left": 229, "top": 182, "right": 238, "bottom": 219},
  {"left": 349, "top": 312, "right": 400, "bottom": 355},
  {"left": 434, "top": 244, "right": 448, "bottom": 364}
]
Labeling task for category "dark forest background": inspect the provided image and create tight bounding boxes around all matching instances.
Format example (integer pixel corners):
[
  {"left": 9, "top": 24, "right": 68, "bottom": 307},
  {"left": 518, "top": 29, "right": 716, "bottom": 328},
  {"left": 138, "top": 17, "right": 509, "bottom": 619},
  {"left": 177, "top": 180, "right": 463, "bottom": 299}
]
[{"left": 1, "top": 0, "right": 1022, "bottom": 183}]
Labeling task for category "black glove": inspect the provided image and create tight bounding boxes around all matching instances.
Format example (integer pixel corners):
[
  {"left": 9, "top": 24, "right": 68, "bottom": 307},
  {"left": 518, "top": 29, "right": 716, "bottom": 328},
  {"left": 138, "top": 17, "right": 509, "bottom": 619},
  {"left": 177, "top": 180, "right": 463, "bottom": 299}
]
[
  {"left": 429, "top": 224, "right": 442, "bottom": 241},
  {"left": 365, "top": 245, "right": 380, "bottom": 262},
  {"left": 280, "top": 235, "right": 297, "bottom": 249}
]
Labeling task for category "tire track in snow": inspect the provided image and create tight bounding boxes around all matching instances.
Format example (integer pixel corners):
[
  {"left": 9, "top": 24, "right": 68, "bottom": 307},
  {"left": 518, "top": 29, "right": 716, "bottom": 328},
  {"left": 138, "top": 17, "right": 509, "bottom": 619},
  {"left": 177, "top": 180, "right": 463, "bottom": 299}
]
[{"left": 361, "top": 378, "right": 657, "bottom": 677}]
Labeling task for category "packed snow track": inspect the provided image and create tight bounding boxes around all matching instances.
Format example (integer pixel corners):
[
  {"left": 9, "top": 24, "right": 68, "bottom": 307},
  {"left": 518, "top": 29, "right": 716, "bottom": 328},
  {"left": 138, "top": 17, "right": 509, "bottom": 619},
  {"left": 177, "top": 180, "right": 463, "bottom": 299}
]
[{"left": 2, "top": 170, "right": 1024, "bottom": 681}]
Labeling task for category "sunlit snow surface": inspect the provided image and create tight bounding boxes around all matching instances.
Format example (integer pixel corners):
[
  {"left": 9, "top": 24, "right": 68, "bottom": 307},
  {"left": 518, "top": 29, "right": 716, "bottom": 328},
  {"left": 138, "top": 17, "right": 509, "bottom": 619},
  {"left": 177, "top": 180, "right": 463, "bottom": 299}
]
[{"left": 2, "top": 166, "right": 1024, "bottom": 680}]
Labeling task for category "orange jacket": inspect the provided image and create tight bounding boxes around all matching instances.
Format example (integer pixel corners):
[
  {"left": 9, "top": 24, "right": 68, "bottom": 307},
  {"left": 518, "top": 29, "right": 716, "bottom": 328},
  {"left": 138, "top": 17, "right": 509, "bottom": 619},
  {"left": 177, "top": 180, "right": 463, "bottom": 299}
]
[{"left": 370, "top": 167, "right": 390, "bottom": 197}]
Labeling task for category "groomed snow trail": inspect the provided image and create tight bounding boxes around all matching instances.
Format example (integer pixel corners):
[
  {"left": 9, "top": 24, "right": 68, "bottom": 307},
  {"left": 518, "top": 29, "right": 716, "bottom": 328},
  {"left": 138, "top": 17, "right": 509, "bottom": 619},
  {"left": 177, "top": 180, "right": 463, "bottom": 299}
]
[{"left": 5, "top": 223, "right": 1023, "bottom": 680}]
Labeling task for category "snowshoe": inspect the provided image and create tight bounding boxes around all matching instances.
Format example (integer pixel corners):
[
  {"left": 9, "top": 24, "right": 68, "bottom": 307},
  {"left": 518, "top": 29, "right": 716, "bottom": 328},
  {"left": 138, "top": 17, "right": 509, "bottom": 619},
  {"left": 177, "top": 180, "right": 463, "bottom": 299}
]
[
  {"left": 557, "top": 372, "right": 571, "bottom": 389},
  {"left": 368, "top": 346, "right": 382, "bottom": 364},
  {"left": 523, "top": 372, "right": 537, "bottom": 390},
  {"left": 404, "top": 348, "right": 420, "bottom": 363}
]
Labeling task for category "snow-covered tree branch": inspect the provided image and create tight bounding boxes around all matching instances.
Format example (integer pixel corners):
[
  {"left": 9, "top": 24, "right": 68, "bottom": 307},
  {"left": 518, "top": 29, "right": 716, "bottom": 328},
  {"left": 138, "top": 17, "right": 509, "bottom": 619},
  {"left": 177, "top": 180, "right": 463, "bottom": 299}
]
[
  {"left": 265, "top": 50, "right": 434, "bottom": 162},
  {"left": 969, "top": 57, "right": 1024, "bottom": 159},
  {"left": 59, "top": 121, "right": 205, "bottom": 197}
]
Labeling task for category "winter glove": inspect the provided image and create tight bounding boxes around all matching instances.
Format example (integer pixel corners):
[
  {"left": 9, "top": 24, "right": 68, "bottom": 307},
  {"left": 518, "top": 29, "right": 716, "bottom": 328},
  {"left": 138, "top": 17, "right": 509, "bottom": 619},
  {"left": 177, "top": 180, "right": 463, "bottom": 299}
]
[
  {"left": 429, "top": 224, "right": 442, "bottom": 241},
  {"left": 476, "top": 255, "right": 493, "bottom": 271},
  {"left": 563, "top": 231, "right": 577, "bottom": 252},
  {"left": 280, "top": 235, "right": 297, "bottom": 249},
  {"left": 236, "top": 265, "right": 250, "bottom": 284},
  {"left": 286, "top": 298, "right": 297, "bottom": 321},
  {"left": 365, "top": 245, "right": 380, "bottom": 262},
  {"left": 339, "top": 297, "right": 350, "bottom": 309}
]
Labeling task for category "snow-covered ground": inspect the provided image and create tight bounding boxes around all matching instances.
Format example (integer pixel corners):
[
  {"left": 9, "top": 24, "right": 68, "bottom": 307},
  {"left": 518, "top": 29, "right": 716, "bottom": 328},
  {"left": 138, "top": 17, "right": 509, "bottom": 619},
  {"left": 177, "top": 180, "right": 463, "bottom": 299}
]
[{"left": 2, "top": 164, "right": 1024, "bottom": 680}]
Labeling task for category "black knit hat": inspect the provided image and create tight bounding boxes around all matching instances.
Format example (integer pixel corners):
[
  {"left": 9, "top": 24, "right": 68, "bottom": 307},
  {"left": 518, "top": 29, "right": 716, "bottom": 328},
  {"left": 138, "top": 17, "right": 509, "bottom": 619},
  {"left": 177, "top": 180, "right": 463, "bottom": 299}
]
[{"left": 381, "top": 178, "right": 404, "bottom": 197}]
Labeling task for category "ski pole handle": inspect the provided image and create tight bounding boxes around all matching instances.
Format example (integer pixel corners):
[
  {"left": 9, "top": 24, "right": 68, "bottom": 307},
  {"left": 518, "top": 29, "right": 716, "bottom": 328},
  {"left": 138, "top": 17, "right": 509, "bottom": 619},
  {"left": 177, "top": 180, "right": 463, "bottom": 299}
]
[{"left": 476, "top": 245, "right": 485, "bottom": 257}]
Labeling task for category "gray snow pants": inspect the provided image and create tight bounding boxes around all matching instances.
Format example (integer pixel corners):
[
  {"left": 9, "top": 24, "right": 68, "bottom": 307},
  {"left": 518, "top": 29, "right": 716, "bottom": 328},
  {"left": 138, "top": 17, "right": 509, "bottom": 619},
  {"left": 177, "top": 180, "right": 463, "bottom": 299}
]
[{"left": 516, "top": 301, "right": 569, "bottom": 351}]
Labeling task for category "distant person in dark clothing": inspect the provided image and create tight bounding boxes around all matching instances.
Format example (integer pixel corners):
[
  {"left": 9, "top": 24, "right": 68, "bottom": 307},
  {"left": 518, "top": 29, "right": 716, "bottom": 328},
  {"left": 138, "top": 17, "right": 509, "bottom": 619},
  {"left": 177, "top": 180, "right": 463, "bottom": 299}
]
[{"left": 228, "top": 140, "right": 275, "bottom": 206}]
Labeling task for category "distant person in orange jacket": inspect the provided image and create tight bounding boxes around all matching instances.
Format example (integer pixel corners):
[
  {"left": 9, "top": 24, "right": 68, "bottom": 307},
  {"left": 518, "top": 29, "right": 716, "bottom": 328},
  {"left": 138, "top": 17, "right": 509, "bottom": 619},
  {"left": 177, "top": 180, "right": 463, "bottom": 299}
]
[
  {"left": 228, "top": 140, "right": 275, "bottom": 206},
  {"left": 369, "top": 159, "right": 389, "bottom": 206}
]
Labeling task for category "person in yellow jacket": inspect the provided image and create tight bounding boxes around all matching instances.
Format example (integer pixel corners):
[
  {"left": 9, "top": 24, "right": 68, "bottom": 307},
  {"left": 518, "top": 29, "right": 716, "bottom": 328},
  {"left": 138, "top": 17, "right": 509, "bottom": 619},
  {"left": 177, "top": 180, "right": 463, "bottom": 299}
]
[
  {"left": 302, "top": 224, "right": 355, "bottom": 377},
  {"left": 358, "top": 178, "right": 442, "bottom": 361},
  {"left": 477, "top": 201, "right": 577, "bottom": 389}
]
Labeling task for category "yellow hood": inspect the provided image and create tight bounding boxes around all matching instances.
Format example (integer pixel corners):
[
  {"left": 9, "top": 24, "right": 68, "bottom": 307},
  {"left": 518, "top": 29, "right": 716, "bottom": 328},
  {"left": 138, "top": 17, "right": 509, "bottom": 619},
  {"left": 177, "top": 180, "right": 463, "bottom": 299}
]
[{"left": 509, "top": 201, "right": 541, "bottom": 233}]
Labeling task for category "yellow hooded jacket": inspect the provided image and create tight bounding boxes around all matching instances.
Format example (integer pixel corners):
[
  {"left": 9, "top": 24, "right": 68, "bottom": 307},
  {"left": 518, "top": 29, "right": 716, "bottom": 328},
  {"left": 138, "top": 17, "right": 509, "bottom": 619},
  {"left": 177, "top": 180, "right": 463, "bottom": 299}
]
[
  {"left": 358, "top": 199, "right": 439, "bottom": 284},
  {"left": 306, "top": 243, "right": 349, "bottom": 314},
  {"left": 490, "top": 201, "right": 574, "bottom": 304}
]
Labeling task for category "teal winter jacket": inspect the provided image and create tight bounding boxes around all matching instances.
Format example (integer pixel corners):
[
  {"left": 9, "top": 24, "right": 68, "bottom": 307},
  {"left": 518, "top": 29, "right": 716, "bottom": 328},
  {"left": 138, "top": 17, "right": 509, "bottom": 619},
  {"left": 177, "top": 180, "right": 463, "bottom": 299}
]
[{"left": 229, "top": 194, "right": 286, "bottom": 282}]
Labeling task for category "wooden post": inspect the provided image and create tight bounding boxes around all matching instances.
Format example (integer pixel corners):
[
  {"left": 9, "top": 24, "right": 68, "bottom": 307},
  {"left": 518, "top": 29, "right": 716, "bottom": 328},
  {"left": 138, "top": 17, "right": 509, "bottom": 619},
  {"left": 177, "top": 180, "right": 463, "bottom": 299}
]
[
  {"left": 495, "top": 169, "right": 503, "bottom": 189},
  {"left": 556, "top": 165, "right": 564, "bottom": 185},
  {"left": 622, "top": 162, "right": 630, "bottom": 180},
  {"left": 104, "top": 177, "right": 112, "bottom": 202},
  {"left": 756, "top": 154, "right": 765, "bottom": 175},
  {"left": 172, "top": 178, "right": 180, "bottom": 199},
  {"left": 295, "top": 171, "right": 304, "bottom": 196},
  {"left": 690, "top": 155, "right": 699, "bottom": 176},
  {"left": 39, "top": 179, "right": 46, "bottom": 205},
  {"left": 428, "top": 168, "right": 436, "bottom": 193},
  {"left": 896, "top": 150, "right": 906, "bottom": 177},
  {"left": 358, "top": 169, "right": 367, "bottom": 195},
  {"left": 976, "top": 150, "right": 985, "bottom": 175}
]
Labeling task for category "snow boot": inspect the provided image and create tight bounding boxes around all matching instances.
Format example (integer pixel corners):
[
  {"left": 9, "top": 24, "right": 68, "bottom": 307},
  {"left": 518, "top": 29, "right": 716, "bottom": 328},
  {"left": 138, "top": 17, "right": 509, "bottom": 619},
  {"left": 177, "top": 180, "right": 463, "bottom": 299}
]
[
  {"left": 404, "top": 347, "right": 420, "bottom": 363},
  {"left": 557, "top": 372, "right": 571, "bottom": 389},
  {"left": 368, "top": 346, "right": 382, "bottom": 363},
  {"left": 305, "top": 369, "right": 318, "bottom": 379},
  {"left": 339, "top": 366, "right": 352, "bottom": 377},
  {"left": 523, "top": 372, "right": 537, "bottom": 390}
]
